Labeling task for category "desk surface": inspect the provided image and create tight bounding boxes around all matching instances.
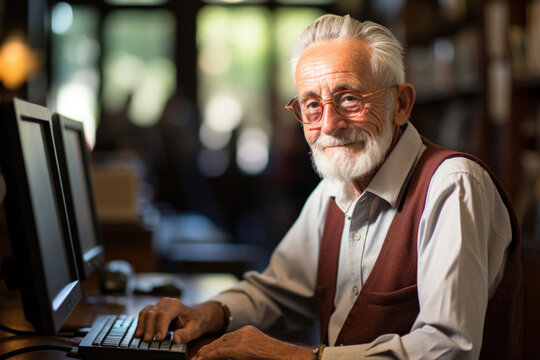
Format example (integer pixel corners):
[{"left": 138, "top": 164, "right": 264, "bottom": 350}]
[{"left": 0, "top": 272, "right": 237, "bottom": 359}]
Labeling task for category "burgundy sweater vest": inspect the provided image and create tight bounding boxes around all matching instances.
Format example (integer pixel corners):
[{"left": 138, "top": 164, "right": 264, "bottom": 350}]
[{"left": 315, "top": 138, "right": 522, "bottom": 359}]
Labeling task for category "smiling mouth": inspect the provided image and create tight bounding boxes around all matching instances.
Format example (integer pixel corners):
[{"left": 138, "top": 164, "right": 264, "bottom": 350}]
[
  {"left": 325, "top": 141, "right": 363, "bottom": 149},
  {"left": 315, "top": 132, "right": 367, "bottom": 151}
]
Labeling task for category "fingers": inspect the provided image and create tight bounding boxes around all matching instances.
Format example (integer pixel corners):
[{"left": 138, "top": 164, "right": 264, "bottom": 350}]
[
  {"left": 134, "top": 304, "right": 153, "bottom": 338},
  {"left": 192, "top": 335, "right": 232, "bottom": 360},
  {"left": 192, "top": 326, "right": 312, "bottom": 360},
  {"left": 134, "top": 298, "right": 220, "bottom": 346},
  {"left": 134, "top": 297, "right": 184, "bottom": 342},
  {"left": 153, "top": 299, "right": 180, "bottom": 340},
  {"left": 192, "top": 326, "right": 305, "bottom": 360},
  {"left": 172, "top": 323, "right": 200, "bottom": 345},
  {"left": 193, "top": 327, "right": 257, "bottom": 360}
]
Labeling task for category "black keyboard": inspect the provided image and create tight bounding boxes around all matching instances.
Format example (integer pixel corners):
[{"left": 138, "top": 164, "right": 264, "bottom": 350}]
[{"left": 77, "top": 314, "right": 188, "bottom": 359}]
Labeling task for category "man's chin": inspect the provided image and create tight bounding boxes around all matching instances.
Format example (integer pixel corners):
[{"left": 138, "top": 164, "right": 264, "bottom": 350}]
[
  {"left": 313, "top": 152, "right": 374, "bottom": 183},
  {"left": 323, "top": 144, "right": 363, "bottom": 163}
]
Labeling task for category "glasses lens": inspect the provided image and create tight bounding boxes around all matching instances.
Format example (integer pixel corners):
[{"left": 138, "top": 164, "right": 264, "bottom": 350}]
[
  {"left": 294, "top": 97, "right": 322, "bottom": 124},
  {"left": 333, "top": 91, "right": 364, "bottom": 118},
  {"left": 289, "top": 90, "right": 369, "bottom": 124}
]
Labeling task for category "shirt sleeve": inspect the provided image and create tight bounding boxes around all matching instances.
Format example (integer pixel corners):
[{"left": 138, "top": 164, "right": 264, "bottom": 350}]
[
  {"left": 321, "top": 158, "right": 512, "bottom": 360},
  {"left": 212, "top": 180, "right": 329, "bottom": 334}
]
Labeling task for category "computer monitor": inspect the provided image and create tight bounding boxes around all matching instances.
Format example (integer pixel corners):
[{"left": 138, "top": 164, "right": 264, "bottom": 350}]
[
  {"left": 0, "top": 98, "right": 82, "bottom": 335},
  {"left": 52, "top": 113, "right": 104, "bottom": 280}
]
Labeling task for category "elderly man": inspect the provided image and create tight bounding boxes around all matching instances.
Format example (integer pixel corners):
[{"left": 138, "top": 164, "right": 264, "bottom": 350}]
[{"left": 135, "top": 14, "right": 522, "bottom": 359}]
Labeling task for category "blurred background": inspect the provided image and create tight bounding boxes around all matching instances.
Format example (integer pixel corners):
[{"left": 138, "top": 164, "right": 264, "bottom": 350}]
[
  {"left": 1, "top": 0, "right": 540, "bottom": 276},
  {"left": 1, "top": 0, "right": 540, "bottom": 356}
]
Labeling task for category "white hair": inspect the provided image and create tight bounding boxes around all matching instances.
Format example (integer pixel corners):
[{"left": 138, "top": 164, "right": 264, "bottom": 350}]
[{"left": 290, "top": 14, "right": 405, "bottom": 87}]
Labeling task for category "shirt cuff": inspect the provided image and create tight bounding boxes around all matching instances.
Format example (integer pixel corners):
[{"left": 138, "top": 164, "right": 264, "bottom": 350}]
[
  {"left": 321, "top": 344, "right": 368, "bottom": 360},
  {"left": 211, "top": 290, "right": 255, "bottom": 332}
]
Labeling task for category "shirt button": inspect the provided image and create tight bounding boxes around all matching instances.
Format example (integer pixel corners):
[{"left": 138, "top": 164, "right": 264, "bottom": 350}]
[
  {"left": 353, "top": 232, "right": 361, "bottom": 241},
  {"left": 352, "top": 286, "right": 359, "bottom": 296}
]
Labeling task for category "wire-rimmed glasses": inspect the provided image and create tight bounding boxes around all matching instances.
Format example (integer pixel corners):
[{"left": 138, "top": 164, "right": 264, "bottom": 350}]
[{"left": 284, "top": 85, "right": 397, "bottom": 125}]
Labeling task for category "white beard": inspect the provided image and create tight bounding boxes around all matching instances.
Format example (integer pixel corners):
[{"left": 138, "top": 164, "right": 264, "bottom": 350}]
[{"left": 310, "top": 117, "right": 394, "bottom": 182}]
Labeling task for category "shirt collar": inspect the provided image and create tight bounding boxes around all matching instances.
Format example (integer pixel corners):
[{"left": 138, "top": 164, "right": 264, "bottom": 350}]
[
  {"left": 366, "top": 122, "right": 424, "bottom": 207},
  {"left": 332, "top": 122, "right": 425, "bottom": 212}
]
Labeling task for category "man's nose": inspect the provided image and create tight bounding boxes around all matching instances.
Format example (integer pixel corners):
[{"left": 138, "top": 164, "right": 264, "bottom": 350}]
[{"left": 320, "top": 101, "right": 347, "bottom": 135}]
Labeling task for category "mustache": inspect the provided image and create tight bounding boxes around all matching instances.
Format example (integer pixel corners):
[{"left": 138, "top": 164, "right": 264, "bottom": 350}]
[{"left": 312, "top": 131, "right": 367, "bottom": 149}]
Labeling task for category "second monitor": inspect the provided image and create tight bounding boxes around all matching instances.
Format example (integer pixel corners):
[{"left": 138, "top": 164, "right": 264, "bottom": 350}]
[{"left": 52, "top": 113, "right": 105, "bottom": 280}]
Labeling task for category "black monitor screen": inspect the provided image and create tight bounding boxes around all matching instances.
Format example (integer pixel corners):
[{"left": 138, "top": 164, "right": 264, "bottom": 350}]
[
  {"left": 53, "top": 114, "right": 104, "bottom": 280},
  {"left": 0, "top": 98, "right": 82, "bottom": 334},
  {"left": 19, "top": 118, "right": 73, "bottom": 299},
  {"left": 64, "top": 128, "right": 98, "bottom": 259}
]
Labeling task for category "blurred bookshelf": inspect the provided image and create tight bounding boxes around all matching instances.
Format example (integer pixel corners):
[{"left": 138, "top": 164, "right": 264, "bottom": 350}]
[
  {"left": 403, "top": 0, "right": 540, "bottom": 228},
  {"left": 507, "top": 0, "right": 540, "bottom": 240},
  {"left": 404, "top": 0, "right": 485, "bottom": 170},
  {"left": 399, "top": 1, "right": 540, "bottom": 357},
  {"left": 508, "top": 6, "right": 540, "bottom": 353}
]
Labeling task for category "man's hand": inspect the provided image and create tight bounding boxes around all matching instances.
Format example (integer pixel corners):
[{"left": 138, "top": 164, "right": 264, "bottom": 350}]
[
  {"left": 191, "top": 325, "right": 313, "bottom": 360},
  {"left": 134, "top": 298, "right": 225, "bottom": 344}
]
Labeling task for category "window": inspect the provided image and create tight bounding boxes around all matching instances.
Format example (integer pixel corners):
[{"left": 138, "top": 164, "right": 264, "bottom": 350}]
[
  {"left": 197, "top": 4, "right": 323, "bottom": 176},
  {"left": 50, "top": 3, "right": 100, "bottom": 146},
  {"left": 50, "top": 2, "right": 176, "bottom": 147},
  {"left": 102, "top": 9, "right": 176, "bottom": 127}
]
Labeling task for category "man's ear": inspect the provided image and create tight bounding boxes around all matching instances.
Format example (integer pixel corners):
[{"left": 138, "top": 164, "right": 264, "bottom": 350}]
[{"left": 393, "top": 83, "right": 416, "bottom": 126}]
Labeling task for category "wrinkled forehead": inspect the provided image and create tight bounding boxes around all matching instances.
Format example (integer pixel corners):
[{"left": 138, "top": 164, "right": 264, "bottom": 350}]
[
  {"left": 296, "top": 39, "right": 373, "bottom": 80},
  {"left": 295, "top": 38, "right": 376, "bottom": 91}
]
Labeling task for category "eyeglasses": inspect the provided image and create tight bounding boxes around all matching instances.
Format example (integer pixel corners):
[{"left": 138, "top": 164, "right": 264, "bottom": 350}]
[{"left": 284, "top": 85, "right": 397, "bottom": 125}]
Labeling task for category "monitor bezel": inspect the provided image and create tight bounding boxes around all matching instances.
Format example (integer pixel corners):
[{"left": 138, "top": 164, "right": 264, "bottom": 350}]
[
  {"left": 0, "top": 98, "right": 82, "bottom": 335},
  {"left": 52, "top": 113, "right": 105, "bottom": 280}
]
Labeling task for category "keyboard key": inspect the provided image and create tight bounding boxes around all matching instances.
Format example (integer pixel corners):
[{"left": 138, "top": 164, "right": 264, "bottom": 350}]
[
  {"left": 158, "top": 332, "right": 173, "bottom": 351},
  {"left": 128, "top": 337, "right": 141, "bottom": 349},
  {"left": 92, "top": 316, "right": 116, "bottom": 346},
  {"left": 170, "top": 343, "right": 187, "bottom": 352},
  {"left": 119, "top": 322, "right": 138, "bottom": 347}
]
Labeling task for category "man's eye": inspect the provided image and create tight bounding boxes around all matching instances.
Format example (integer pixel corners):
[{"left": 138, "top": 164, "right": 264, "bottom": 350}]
[
  {"left": 304, "top": 99, "right": 320, "bottom": 109},
  {"left": 340, "top": 95, "right": 361, "bottom": 104}
]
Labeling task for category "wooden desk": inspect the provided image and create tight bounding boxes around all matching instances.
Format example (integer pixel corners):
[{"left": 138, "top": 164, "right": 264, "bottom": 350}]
[{"left": 0, "top": 273, "right": 237, "bottom": 359}]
